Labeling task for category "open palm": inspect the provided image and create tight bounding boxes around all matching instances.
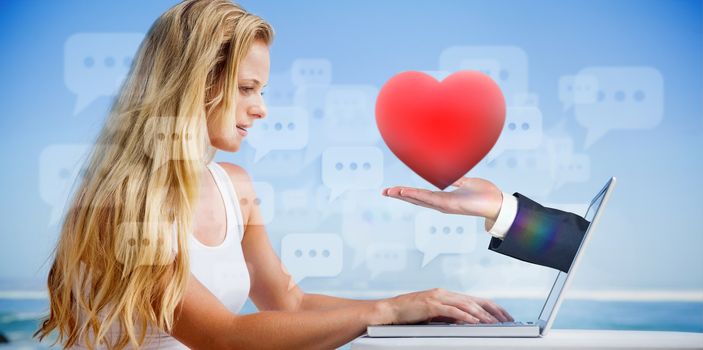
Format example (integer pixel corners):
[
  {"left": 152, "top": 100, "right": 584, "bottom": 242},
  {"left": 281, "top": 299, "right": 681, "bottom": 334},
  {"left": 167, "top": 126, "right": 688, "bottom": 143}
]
[{"left": 382, "top": 177, "right": 503, "bottom": 222}]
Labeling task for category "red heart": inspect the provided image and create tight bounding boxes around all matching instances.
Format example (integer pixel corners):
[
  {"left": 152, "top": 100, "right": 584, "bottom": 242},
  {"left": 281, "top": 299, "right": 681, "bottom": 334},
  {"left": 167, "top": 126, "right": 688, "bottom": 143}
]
[{"left": 375, "top": 71, "right": 506, "bottom": 190}]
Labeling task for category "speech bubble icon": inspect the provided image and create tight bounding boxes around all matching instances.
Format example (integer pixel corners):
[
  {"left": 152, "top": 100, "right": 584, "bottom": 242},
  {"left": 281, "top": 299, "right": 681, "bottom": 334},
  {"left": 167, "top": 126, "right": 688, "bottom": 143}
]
[
  {"left": 559, "top": 74, "right": 599, "bottom": 112},
  {"left": 487, "top": 106, "right": 543, "bottom": 160},
  {"left": 472, "top": 140, "right": 556, "bottom": 198},
  {"left": 64, "top": 33, "right": 144, "bottom": 115},
  {"left": 141, "top": 116, "right": 204, "bottom": 167},
  {"left": 291, "top": 58, "right": 332, "bottom": 87},
  {"left": 301, "top": 85, "right": 380, "bottom": 165},
  {"left": 459, "top": 59, "right": 501, "bottom": 82},
  {"left": 553, "top": 153, "right": 591, "bottom": 190},
  {"left": 294, "top": 85, "right": 330, "bottom": 165},
  {"left": 513, "top": 92, "right": 540, "bottom": 108},
  {"left": 321, "top": 146, "right": 384, "bottom": 201},
  {"left": 415, "top": 211, "right": 478, "bottom": 267},
  {"left": 246, "top": 149, "right": 306, "bottom": 178},
  {"left": 341, "top": 191, "right": 418, "bottom": 268},
  {"left": 574, "top": 66, "right": 664, "bottom": 148},
  {"left": 39, "top": 144, "right": 91, "bottom": 226},
  {"left": 439, "top": 46, "right": 529, "bottom": 106},
  {"left": 281, "top": 233, "right": 343, "bottom": 284},
  {"left": 264, "top": 70, "right": 298, "bottom": 106},
  {"left": 115, "top": 221, "right": 177, "bottom": 267},
  {"left": 246, "top": 106, "right": 309, "bottom": 162},
  {"left": 366, "top": 244, "right": 408, "bottom": 279}
]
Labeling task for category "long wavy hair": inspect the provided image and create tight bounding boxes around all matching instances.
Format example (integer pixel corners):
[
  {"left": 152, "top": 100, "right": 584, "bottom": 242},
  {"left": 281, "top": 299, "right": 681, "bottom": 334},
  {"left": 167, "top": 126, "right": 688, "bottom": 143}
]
[{"left": 34, "top": 1, "right": 273, "bottom": 348}]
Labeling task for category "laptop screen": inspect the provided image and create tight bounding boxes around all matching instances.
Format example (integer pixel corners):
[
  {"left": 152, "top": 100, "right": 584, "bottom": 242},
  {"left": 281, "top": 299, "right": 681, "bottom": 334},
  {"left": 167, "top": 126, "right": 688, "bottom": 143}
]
[{"left": 536, "top": 179, "right": 611, "bottom": 324}]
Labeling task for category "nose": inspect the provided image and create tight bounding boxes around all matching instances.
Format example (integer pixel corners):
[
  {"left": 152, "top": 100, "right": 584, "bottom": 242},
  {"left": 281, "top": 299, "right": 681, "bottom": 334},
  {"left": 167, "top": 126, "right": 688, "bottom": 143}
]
[{"left": 248, "top": 95, "right": 267, "bottom": 120}]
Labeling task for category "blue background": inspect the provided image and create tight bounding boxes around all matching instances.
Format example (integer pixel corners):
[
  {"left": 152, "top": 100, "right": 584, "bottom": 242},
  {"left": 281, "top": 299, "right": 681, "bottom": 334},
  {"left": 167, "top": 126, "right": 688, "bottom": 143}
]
[{"left": 0, "top": 0, "right": 701, "bottom": 347}]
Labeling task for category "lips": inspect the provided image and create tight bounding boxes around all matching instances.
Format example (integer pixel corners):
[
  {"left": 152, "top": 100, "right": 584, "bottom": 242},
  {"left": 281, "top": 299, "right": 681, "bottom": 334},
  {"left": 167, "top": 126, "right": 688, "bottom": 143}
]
[{"left": 236, "top": 125, "right": 249, "bottom": 137}]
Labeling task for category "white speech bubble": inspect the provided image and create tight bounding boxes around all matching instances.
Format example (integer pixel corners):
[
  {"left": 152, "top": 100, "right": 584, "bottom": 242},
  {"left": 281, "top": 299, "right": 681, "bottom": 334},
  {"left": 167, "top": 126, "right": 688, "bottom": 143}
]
[
  {"left": 301, "top": 85, "right": 381, "bottom": 165},
  {"left": 294, "top": 85, "right": 330, "bottom": 164},
  {"left": 264, "top": 70, "right": 298, "bottom": 106},
  {"left": 141, "top": 116, "right": 204, "bottom": 167},
  {"left": 459, "top": 59, "right": 502, "bottom": 82},
  {"left": 321, "top": 146, "right": 384, "bottom": 201},
  {"left": 513, "top": 92, "right": 540, "bottom": 108},
  {"left": 291, "top": 58, "right": 332, "bottom": 87},
  {"left": 64, "top": 33, "right": 144, "bottom": 115},
  {"left": 246, "top": 149, "right": 306, "bottom": 178},
  {"left": 415, "top": 211, "right": 478, "bottom": 267},
  {"left": 115, "top": 221, "right": 177, "bottom": 267},
  {"left": 366, "top": 244, "right": 408, "bottom": 279},
  {"left": 313, "top": 184, "right": 345, "bottom": 221},
  {"left": 454, "top": 254, "right": 557, "bottom": 292},
  {"left": 281, "top": 233, "right": 343, "bottom": 283},
  {"left": 574, "top": 66, "right": 663, "bottom": 148},
  {"left": 487, "top": 106, "right": 543, "bottom": 160},
  {"left": 440, "top": 46, "right": 529, "bottom": 105},
  {"left": 559, "top": 74, "right": 599, "bottom": 112},
  {"left": 382, "top": 159, "right": 431, "bottom": 190},
  {"left": 545, "top": 136, "right": 574, "bottom": 168},
  {"left": 39, "top": 144, "right": 91, "bottom": 226},
  {"left": 246, "top": 106, "right": 309, "bottom": 162},
  {"left": 472, "top": 141, "right": 556, "bottom": 198},
  {"left": 341, "top": 191, "right": 418, "bottom": 268},
  {"left": 553, "top": 153, "right": 591, "bottom": 190}
]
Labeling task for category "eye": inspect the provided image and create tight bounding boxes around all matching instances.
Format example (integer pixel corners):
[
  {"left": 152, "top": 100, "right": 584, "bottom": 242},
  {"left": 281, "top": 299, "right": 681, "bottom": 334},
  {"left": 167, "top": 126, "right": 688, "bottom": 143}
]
[{"left": 239, "top": 86, "right": 254, "bottom": 94}]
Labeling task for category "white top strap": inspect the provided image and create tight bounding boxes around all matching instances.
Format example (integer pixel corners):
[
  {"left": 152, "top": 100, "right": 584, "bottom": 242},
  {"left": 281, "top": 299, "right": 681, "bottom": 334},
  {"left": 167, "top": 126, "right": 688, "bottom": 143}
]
[{"left": 206, "top": 162, "right": 246, "bottom": 242}]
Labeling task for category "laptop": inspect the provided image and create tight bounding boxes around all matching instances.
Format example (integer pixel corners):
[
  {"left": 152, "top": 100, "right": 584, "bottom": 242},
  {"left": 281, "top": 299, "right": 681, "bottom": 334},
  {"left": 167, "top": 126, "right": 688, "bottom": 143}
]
[{"left": 367, "top": 176, "right": 617, "bottom": 338}]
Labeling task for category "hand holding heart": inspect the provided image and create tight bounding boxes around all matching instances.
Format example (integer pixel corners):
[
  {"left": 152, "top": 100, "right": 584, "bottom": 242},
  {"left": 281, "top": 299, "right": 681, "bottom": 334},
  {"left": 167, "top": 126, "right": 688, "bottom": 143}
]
[
  {"left": 382, "top": 176, "right": 503, "bottom": 229},
  {"left": 375, "top": 70, "right": 506, "bottom": 190},
  {"left": 376, "top": 70, "right": 507, "bottom": 224}
]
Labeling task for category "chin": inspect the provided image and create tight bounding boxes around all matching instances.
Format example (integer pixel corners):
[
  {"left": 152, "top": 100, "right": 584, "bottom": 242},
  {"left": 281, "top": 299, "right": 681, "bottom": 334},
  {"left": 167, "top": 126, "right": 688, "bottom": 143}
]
[{"left": 210, "top": 136, "right": 241, "bottom": 153}]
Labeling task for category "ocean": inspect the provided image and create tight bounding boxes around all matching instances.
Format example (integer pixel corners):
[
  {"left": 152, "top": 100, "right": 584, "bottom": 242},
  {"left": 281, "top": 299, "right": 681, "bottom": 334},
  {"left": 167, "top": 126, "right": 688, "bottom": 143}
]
[{"left": 1, "top": 298, "right": 702, "bottom": 349}]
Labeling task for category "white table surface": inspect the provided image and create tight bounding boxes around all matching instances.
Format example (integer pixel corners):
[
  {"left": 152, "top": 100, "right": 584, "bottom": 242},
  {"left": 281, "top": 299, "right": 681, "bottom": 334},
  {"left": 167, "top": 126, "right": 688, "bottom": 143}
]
[{"left": 350, "top": 329, "right": 703, "bottom": 350}]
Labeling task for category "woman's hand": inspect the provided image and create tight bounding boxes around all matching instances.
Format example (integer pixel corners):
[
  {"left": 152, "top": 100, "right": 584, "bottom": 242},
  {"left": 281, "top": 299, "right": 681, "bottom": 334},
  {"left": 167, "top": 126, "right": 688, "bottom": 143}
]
[
  {"left": 372, "top": 288, "right": 513, "bottom": 325},
  {"left": 382, "top": 176, "right": 504, "bottom": 223}
]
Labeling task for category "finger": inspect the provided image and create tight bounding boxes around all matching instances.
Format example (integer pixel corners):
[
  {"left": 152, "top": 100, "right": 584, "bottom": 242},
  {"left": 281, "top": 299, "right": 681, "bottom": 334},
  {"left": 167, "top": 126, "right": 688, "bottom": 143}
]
[
  {"left": 477, "top": 300, "right": 510, "bottom": 322},
  {"left": 388, "top": 194, "right": 438, "bottom": 211},
  {"left": 399, "top": 188, "right": 450, "bottom": 209},
  {"left": 384, "top": 186, "right": 413, "bottom": 196},
  {"left": 498, "top": 305, "right": 514, "bottom": 322},
  {"left": 450, "top": 177, "right": 468, "bottom": 188},
  {"left": 478, "top": 298, "right": 513, "bottom": 322},
  {"left": 443, "top": 294, "right": 498, "bottom": 324},
  {"left": 433, "top": 304, "right": 479, "bottom": 324}
]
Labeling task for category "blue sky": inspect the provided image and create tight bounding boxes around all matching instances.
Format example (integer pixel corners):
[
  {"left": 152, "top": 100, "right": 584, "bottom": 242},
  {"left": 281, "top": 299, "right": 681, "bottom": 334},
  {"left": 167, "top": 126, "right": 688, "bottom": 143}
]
[{"left": 0, "top": 0, "right": 701, "bottom": 297}]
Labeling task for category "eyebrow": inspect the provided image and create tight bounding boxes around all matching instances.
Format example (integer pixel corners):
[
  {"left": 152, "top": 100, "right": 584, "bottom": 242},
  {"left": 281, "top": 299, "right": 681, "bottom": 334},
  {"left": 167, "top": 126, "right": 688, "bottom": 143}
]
[{"left": 240, "top": 79, "right": 267, "bottom": 87}]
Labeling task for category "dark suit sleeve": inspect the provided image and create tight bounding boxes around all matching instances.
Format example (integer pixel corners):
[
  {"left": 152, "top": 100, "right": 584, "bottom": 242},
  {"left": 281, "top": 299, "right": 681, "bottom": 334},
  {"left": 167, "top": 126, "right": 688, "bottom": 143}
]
[{"left": 487, "top": 192, "right": 590, "bottom": 273}]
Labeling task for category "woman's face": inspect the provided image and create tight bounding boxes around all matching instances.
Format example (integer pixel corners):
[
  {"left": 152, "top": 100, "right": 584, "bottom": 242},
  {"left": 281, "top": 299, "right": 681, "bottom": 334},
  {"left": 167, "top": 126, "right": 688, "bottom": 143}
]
[{"left": 208, "top": 40, "right": 270, "bottom": 152}]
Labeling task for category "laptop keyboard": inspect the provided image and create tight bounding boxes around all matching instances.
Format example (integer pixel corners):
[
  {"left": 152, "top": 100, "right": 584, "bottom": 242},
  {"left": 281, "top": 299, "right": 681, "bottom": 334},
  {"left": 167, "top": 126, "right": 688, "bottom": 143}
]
[{"left": 430, "top": 321, "right": 534, "bottom": 327}]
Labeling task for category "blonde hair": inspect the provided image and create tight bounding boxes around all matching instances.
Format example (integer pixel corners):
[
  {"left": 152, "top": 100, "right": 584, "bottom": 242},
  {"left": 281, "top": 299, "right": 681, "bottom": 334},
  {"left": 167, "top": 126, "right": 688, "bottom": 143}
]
[{"left": 34, "top": 1, "right": 273, "bottom": 348}]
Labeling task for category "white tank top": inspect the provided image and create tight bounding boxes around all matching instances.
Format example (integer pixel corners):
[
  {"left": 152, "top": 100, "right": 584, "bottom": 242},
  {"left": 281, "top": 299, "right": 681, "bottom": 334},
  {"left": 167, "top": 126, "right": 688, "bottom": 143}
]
[{"left": 72, "top": 162, "right": 250, "bottom": 349}]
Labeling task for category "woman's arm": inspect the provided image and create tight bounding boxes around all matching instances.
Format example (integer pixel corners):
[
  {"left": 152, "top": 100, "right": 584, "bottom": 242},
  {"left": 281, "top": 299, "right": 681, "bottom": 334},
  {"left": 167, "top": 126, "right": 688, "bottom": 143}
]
[
  {"left": 170, "top": 273, "right": 388, "bottom": 350},
  {"left": 171, "top": 273, "right": 509, "bottom": 349},
  {"left": 224, "top": 163, "right": 507, "bottom": 321}
]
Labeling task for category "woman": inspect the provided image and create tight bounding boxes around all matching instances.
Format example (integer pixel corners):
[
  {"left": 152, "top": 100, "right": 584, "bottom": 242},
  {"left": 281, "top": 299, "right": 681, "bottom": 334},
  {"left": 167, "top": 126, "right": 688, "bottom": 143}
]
[{"left": 35, "top": 1, "right": 512, "bottom": 349}]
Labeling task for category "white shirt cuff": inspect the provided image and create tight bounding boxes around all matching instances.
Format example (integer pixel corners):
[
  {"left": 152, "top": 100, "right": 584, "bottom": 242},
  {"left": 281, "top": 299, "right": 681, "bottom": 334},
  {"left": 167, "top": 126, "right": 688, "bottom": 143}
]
[{"left": 485, "top": 192, "right": 518, "bottom": 240}]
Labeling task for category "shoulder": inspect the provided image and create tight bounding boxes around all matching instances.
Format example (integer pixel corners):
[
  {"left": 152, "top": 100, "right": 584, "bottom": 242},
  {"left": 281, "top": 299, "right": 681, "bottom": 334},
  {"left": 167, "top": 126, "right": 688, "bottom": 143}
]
[
  {"left": 217, "top": 162, "right": 251, "bottom": 183},
  {"left": 216, "top": 162, "right": 256, "bottom": 223}
]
